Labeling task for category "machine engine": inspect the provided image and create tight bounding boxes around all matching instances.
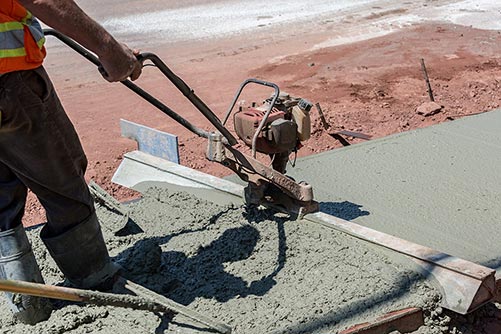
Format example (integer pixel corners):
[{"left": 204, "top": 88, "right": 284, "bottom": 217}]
[{"left": 233, "top": 93, "right": 312, "bottom": 156}]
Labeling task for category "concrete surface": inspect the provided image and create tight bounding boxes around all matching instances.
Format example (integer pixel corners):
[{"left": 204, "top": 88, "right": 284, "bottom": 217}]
[
  {"left": 287, "top": 109, "right": 501, "bottom": 274},
  {"left": 0, "top": 189, "right": 440, "bottom": 334}
]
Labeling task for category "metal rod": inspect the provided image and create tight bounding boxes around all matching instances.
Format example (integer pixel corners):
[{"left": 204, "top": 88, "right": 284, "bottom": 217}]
[
  {"left": 222, "top": 78, "right": 279, "bottom": 125},
  {"left": 420, "top": 58, "right": 435, "bottom": 102},
  {"left": 137, "top": 53, "right": 237, "bottom": 145},
  {"left": 121, "top": 278, "right": 232, "bottom": 334},
  {"left": 120, "top": 79, "right": 211, "bottom": 139},
  {"left": 43, "top": 29, "right": 222, "bottom": 142},
  {"left": 251, "top": 83, "right": 280, "bottom": 158},
  {"left": 335, "top": 130, "right": 372, "bottom": 140},
  {"left": 0, "top": 278, "right": 233, "bottom": 333}
]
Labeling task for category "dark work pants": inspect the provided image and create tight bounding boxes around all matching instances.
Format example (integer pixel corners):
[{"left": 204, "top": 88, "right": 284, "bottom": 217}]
[{"left": 0, "top": 66, "right": 94, "bottom": 235}]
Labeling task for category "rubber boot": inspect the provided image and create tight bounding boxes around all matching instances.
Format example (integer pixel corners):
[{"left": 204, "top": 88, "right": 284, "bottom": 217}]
[
  {"left": 40, "top": 213, "right": 119, "bottom": 290},
  {"left": 0, "top": 225, "right": 52, "bottom": 325}
]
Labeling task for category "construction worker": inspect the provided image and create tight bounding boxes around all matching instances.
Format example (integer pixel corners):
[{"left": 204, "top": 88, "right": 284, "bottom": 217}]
[{"left": 0, "top": 0, "right": 142, "bottom": 325}]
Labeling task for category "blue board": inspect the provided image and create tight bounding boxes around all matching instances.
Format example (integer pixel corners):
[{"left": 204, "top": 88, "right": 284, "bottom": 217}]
[{"left": 120, "top": 119, "right": 180, "bottom": 163}]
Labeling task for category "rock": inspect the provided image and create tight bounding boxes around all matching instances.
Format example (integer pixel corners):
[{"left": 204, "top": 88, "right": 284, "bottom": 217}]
[
  {"left": 399, "top": 120, "right": 409, "bottom": 128},
  {"left": 416, "top": 101, "right": 443, "bottom": 116}
]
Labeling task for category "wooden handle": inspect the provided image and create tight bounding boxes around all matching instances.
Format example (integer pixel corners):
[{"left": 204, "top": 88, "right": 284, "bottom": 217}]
[
  {"left": 0, "top": 279, "right": 232, "bottom": 334},
  {"left": 0, "top": 279, "right": 84, "bottom": 302},
  {"left": 0, "top": 279, "right": 165, "bottom": 312}
]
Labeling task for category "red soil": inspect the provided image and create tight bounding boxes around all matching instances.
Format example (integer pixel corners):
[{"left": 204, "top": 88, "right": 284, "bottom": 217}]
[{"left": 23, "top": 23, "right": 501, "bottom": 227}]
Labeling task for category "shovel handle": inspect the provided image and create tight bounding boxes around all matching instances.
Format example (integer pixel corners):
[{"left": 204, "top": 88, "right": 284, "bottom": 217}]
[
  {"left": 0, "top": 279, "right": 165, "bottom": 312},
  {"left": 0, "top": 279, "right": 82, "bottom": 302}
]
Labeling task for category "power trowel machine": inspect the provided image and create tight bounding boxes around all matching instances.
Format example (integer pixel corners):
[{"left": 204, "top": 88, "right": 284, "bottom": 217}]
[{"left": 44, "top": 29, "right": 319, "bottom": 218}]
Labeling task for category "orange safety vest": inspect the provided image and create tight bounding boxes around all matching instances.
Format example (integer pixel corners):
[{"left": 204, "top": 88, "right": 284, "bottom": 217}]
[{"left": 0, "top": 0, "right": 46, "bottom": 73}]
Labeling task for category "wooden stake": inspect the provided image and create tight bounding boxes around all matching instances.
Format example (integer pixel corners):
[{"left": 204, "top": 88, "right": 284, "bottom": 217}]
[
  {"left": 420, "top": 58, "right": 435, "bottom": 102},
  {"left": 315, "top": 103, "right": 331, "bottom": 130}
]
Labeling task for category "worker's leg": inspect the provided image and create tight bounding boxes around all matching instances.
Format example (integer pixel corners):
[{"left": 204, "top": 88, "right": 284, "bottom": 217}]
[
  {"left": 0, "top": 67, "right": 93, "bottom": 235},
  {"left": 0, "top": 224, "right": 53, "bottom": 324},
  {"left": 0, "top": 162, "right": 27, "bottom": 231},
  {"left": 0, "top": 164, "right": 52, "bottom": 324},
  {"left": 0, "top": 67, "right": 117, "bottom": 290}
]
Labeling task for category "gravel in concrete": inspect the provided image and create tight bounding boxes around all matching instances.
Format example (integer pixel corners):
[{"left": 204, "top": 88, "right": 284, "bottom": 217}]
[{"left": 0, "top": 188, "right": 440, "bottom": 333}]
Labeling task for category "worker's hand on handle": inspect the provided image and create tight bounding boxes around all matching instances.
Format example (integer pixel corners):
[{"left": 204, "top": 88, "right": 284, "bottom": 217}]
[
  {"left": 20, "top": 0, "right": 143, "bottom": 81},
  {"left": 98, "top": 43, "right": 142, "bottom": 82}
]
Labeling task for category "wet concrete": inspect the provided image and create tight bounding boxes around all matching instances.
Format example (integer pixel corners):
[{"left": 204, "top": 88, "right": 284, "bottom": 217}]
[
  {"left": 3, "top": 111, "right": 501, "bottom": 332},
  {"left": 287, "top": 109, "right": 501, "bottom": 274},
  {"left": 0, "top": 188, "right": 440, "bottom": 333}
]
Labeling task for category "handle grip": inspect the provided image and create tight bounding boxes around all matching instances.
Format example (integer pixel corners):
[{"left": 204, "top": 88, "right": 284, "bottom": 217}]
[{"left": 42, "top": 29, "right": 237, "bottom": 144}]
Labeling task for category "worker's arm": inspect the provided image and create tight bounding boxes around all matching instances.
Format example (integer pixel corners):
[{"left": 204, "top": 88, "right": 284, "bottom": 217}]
[{"left": 18, "top": 0, "right": 141, "bottom": 82}]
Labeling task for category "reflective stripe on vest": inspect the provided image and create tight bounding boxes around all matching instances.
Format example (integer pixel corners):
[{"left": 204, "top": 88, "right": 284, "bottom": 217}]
[
  {"left": 0, "top": 11, "right": 45, "bottom": 58},
  {"left": 0, "top": 2, "right": 46, "bottom": 73}
]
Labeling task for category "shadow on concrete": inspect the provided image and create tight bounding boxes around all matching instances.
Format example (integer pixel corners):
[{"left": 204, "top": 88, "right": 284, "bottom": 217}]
[
  {"left": 319, "top": 201, "right": 370, "bottom": 221},
  {"left": 114, "top": 202, "right": 494, "bottom": 333},
  {"left": 481, "top": 256, "right": 501, "bottom": 273},
  {"left": 114, "top": 206, "right": 288, "bottom": 333}
]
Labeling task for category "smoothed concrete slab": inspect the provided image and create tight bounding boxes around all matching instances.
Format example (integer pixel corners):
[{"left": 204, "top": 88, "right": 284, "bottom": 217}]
[
  {"left": 287, "top": 109, "right": 501, "bottom": 274},
  {"left": 114, "top": 150, "right": 496, "bottom": 314}
]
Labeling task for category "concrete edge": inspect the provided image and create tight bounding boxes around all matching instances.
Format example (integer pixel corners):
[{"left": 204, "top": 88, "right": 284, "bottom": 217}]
[{"left": 112, "top": 150, "right": 498, "bottom": 314}]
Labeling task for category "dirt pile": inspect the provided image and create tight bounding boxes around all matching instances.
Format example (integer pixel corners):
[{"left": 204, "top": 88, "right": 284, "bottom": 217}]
[{"left": 1, "top": 188, "right": 442, "bottom": 333}]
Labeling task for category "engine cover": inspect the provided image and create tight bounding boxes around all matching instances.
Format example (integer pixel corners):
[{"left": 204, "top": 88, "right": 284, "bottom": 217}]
[{"left": 234, "top": 107, "right": 298, "bottom": 154}]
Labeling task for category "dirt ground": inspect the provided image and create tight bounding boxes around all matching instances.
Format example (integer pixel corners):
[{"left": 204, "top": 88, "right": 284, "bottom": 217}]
[{"left": 22, "top": 22, "right": 501, "bottom": 226}]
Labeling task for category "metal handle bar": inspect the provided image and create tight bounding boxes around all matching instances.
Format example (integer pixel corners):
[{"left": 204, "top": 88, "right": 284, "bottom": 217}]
[
  {"left": 222, "top": 78, "right": 280, "bottom": 157},
  {"left": 43, "top": 29, "right": 237, "bottom": 145},
  {"left": 136, "top": 53, "right": 237, "bottom": 145}
]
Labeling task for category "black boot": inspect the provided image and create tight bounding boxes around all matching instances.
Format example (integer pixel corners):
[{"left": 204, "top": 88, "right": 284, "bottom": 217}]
[
  {"left": 0, "top": 225, "right": 52, "bottom": 324},
  {"left": 40, "top": 213, "right": 119, "bottom": 290}
]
